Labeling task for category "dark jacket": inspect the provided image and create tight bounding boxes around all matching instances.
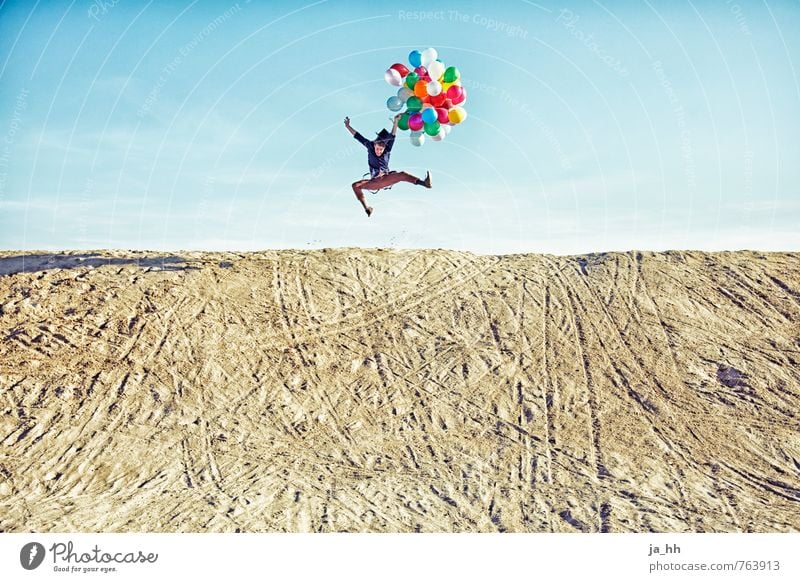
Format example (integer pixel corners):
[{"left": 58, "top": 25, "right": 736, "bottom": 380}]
[{"left": 353, "top": 131, "right": 395, "bottom": 178}]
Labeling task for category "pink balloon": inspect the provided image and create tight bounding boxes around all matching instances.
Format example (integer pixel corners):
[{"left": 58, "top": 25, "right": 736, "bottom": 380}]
[
  {"left": 414, "top": 66, "right": 428, "bottom": 77},
  {"left": 446, "top": 85, "right": 465, "bottom": 104},
  {"left": 436, "top": 107, "right": 449, "bottom": 123},
  {"left": 408, "top": 113, "right": 424, "bottom": 131}
]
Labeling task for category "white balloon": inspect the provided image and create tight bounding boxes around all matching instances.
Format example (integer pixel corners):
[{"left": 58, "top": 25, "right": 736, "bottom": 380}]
[
  {"left": 428, "top": 60, "right": 446, "bottom": 81},
  {"left": 431, "top": 130, "right": 445, "bottom": 141},
  {"left": 441, "top": 124, "right": 452, "bottom": 134},
  {"left": 397, "top": 87, "right": 413, "bottom": 103},
  {"left": 410, "top": 133, "right": 425, "bottom": 146},
  {"left": 426, "top": 80, "right": 442, "bottom": 96},
  {"left": 420, "top": 47, "right": 438, "bottom": 67},
  {"left": 384, "top": 68, "right": 402, "bottom": 87}
]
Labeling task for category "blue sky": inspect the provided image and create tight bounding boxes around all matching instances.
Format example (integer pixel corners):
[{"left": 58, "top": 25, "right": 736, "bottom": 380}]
[{"left": 0, "top": 0, "right": 798, "bottom": 254}]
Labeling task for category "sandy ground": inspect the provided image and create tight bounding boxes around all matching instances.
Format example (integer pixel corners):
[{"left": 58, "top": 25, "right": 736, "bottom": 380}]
[{"left": 0, "top": 249, "right": 798, "bottom": 532}]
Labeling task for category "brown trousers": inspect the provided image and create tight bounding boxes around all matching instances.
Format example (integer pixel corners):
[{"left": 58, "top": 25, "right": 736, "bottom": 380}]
[{"left": 352, "top": 171, "right": 419, "bottom": 197}]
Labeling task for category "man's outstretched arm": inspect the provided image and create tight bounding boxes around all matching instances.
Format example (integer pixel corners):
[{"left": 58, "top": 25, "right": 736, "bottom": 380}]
[
  {"left": 345, "top": 116, "right": 370, "bottom": 147},
  {"left": 391, "top": 113, "right": 401, "bottom": 135}
]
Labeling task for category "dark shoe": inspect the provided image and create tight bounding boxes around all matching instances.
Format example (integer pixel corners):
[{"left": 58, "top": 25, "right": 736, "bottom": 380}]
[{"left": 422, "top": 171, "right": 432, "bottom": 188}]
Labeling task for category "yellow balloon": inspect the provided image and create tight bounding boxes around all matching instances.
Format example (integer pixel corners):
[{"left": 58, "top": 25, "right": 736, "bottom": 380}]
[
  {"left": 441, "top": 81, "right": 453, "bottom": 92},
  {"left": 448, "top": 107, "right": 467, "bottom": 124}
]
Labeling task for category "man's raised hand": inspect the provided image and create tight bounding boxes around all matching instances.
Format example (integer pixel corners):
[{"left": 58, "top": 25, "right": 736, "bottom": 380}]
[{"left": 344, "top": 116, "right": 356, "bottom": 136}]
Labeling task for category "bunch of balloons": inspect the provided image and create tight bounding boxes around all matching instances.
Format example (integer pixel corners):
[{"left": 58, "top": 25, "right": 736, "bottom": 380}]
[{"left": 384, "top": 47, "right": 467, "bottom": 146}]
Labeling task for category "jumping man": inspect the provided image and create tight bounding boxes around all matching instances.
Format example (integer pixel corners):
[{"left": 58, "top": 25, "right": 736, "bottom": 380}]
[{"left": 344, "top": 114, "right": 432, "bottom": 217}]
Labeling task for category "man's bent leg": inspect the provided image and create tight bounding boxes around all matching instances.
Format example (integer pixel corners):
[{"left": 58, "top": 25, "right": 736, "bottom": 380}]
[{"left": 352, "top": 180, "right": 373, "bottom": 216}]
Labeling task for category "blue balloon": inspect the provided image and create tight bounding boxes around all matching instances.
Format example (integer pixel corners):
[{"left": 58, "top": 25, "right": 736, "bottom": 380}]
[
  {"left": 386, "top": 96, "right": 403, "bottom": 111},
  {"left": 408, "top": 50, "right": 422, "bottom": 68},
  {"left": 421, "top": 107, "right": 437, "bottom": 124}
]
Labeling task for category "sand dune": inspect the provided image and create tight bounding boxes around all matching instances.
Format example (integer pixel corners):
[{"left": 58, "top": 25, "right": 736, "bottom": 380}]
[{"left": 0, "top": 249, "right": 798, "bottom": 532}]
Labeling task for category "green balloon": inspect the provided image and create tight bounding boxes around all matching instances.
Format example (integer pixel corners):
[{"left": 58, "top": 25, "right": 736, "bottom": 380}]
[
  {"left": 443, "top": 66, "right": 460, "bottom": 83},
  {"left": 406, "top": 96, "right": 422, "bottom": 112},
  {"left": 398, "top": 113, "right": 410, "bottom": 131},
  {"left": 424, "top": 120, "right": 441, "bottom": 136},
  {"left": 405, "top": 72, "right": 419, "bottom": 90}
]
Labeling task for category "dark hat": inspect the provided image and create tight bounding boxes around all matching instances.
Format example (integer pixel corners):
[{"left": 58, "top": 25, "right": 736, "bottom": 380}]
[{"left": 375, "top": 128, "right": 392, "bottom": 143}]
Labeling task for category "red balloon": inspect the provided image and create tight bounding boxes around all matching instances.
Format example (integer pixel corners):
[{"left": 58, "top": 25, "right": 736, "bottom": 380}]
[
  {"left": 436, "top": 107, "right": 449, "bottom": 123},
  {"left": 414, "top": 66, "right": 428, "bottom": 77},
  {"left": 408, "top": 113, "right": 424, "bottom": 131},
  {"left": 429, "top": 92, "right": 447, "bottom": 107},
  {"left": 390, "top": 63, "right": 409, "bottom": 77}
]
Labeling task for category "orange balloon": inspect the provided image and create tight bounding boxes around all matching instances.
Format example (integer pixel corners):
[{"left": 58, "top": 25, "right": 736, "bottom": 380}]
[{"left": 414, "top": 80, "right": 428, "bottom": 98}]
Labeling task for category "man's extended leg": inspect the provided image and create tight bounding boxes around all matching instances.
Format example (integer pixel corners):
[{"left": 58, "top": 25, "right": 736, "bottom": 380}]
[
  {"left": 364, "top": 170, "right": 431, "bottom": 191},
  {"left": 351, "top": 180, "right": 373, "bottom": 216}
]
